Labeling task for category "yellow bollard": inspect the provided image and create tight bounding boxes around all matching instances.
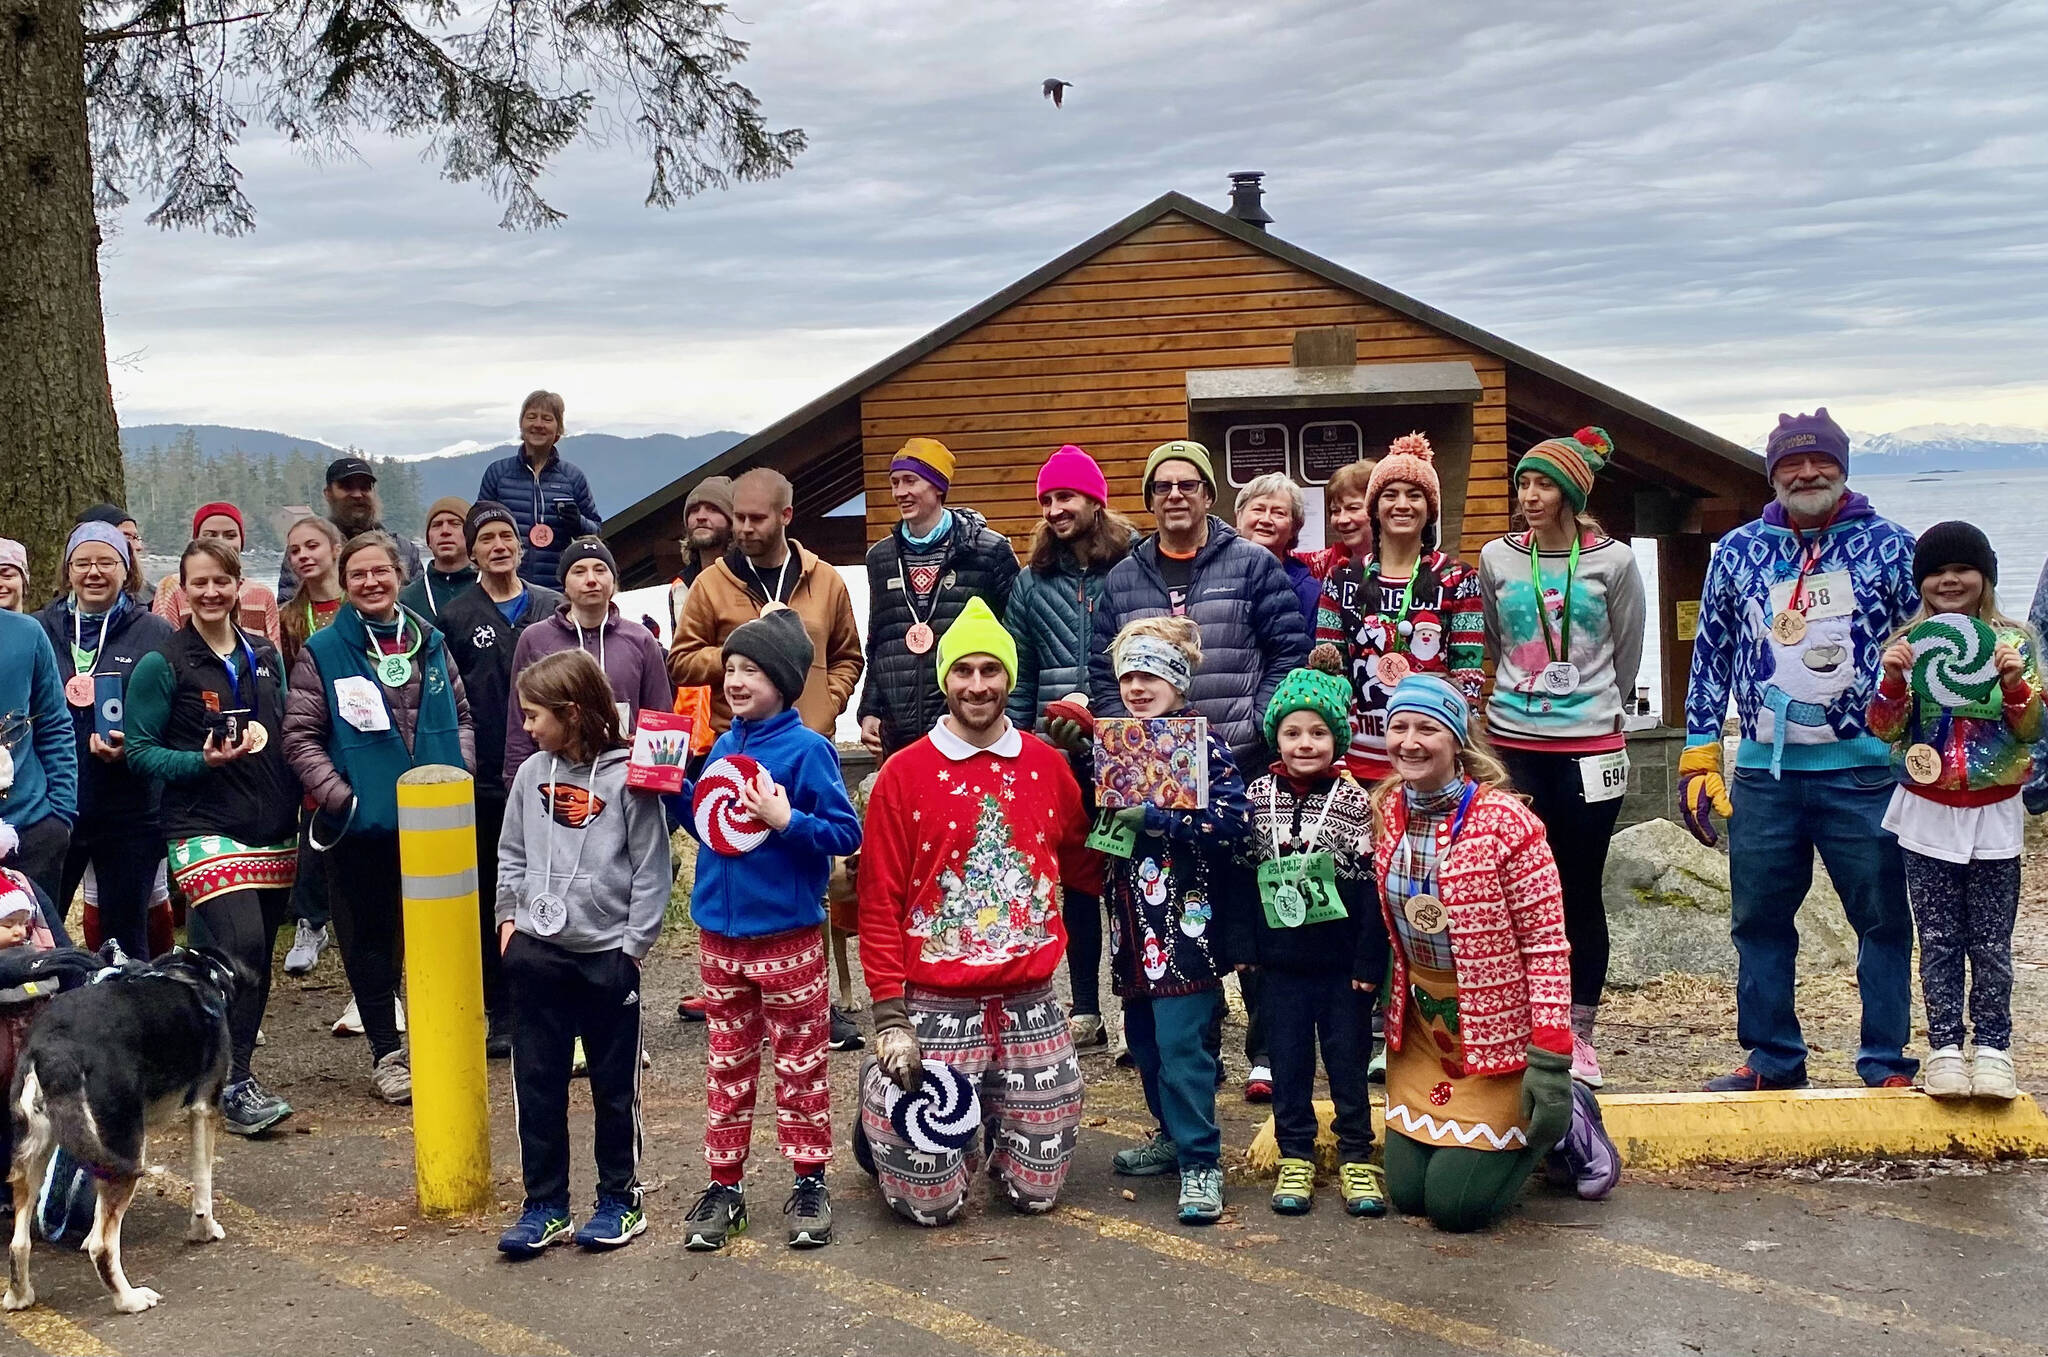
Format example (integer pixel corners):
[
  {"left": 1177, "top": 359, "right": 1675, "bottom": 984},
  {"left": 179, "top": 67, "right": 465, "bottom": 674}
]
[{"left": 397, "top": 764, "right": 493, "bottom": 1215}]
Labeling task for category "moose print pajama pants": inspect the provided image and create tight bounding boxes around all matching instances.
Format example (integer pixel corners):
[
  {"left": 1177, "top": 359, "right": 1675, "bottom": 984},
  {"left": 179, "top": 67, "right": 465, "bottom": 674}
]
[{"left": 859, "top": 983, "right": 1084, "bottom": 1224}]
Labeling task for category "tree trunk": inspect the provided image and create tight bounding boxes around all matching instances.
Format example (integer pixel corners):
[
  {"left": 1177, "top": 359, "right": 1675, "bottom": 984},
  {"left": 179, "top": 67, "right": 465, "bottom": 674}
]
[{"left": 0, "top": 0, "right": 122, "bottom": 592}]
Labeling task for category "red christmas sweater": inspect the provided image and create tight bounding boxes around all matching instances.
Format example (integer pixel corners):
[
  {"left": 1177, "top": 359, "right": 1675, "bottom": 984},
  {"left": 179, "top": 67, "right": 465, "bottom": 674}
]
[{"left": 858, "top": 720, "right": 1100, "bottom": 1003}]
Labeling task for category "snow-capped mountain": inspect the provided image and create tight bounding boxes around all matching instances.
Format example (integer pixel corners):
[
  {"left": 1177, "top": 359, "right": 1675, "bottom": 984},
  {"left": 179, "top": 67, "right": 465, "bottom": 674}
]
[{"left": 1747, "top": 423, "right": 2048, "bottom": 472}]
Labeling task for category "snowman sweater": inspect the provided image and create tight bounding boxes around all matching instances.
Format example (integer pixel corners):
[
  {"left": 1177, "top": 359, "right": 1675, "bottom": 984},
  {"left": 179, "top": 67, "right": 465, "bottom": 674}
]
[
  {"left": 857, "top": 720, "right": 1098, "bottom": 1003},
  {"left": 1107, "top": 728, "right": 1252, "bottom": 999}
]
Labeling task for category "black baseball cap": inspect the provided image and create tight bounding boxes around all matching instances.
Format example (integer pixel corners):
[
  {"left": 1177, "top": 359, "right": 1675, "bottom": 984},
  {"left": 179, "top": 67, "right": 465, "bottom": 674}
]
[{"left": 325, "top": 456, "right": 378, "bottom": 486}]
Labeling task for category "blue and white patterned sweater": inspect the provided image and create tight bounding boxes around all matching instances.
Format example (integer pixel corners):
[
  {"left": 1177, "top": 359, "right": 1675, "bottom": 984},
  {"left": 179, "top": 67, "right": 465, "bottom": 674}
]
[{"left": 1685, "top": 493, "right": 1918, "bottom": 774}]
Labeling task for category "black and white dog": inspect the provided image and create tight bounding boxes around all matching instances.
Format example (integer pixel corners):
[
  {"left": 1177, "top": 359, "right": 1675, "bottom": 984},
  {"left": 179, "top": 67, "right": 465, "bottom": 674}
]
[{"left": 5, "top": 948, "right": 241, "bottom": 1314}]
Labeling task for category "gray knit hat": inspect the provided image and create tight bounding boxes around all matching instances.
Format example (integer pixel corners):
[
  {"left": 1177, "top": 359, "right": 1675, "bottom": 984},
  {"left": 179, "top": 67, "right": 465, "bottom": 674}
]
[
  {"left": 684, "top": 475, "right": 736, "bottom": 519},
  {"left": 722, "top": 608, "right": 812, "bottom": 709}
]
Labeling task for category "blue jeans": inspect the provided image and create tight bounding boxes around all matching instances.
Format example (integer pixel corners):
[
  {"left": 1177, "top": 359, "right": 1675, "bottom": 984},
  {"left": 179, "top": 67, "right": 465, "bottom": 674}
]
[
  {"left": 1729, "top": 765, "right": 1915, "bottom": 1083},
  {"left": 1123, "top": 989, "right": 1222, "bottom": 1169}
]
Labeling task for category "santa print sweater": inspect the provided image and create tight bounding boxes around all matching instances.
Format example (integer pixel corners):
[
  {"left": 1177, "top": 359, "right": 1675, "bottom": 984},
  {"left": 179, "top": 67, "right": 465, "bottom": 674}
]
[
  {"left": 857, "top": 721, "right": 1099, "bottom": 1004},
  {"left": 1315, "top": 549, "right": 1484, "bottom": 780},
  {"left": 1373, "top": 783, "right": 1571, "bottom": 1076}
]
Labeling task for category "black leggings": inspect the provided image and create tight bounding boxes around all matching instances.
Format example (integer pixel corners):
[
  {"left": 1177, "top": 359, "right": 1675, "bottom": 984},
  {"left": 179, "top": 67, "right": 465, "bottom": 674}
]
[
  {"left": 1063, "top": 889, "right": 1102, "bottom": 1016},
  {"left": 58, "top": 817, "right": 161, "bottom": 960},
  {"left": 187, "top": 886, "right": 290, "bottom": 1083},
  {"left": 1500, "top": 747, "right": 1623, "bottom": 1008},
  {"left": 327, "top": 833, "right": 405, "bottom": 1062}
]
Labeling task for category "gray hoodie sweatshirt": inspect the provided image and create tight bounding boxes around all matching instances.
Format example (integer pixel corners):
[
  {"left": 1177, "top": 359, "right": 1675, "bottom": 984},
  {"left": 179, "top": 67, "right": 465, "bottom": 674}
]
[{"left": 497, "top": 748, "right": 671, "bottom": 958}]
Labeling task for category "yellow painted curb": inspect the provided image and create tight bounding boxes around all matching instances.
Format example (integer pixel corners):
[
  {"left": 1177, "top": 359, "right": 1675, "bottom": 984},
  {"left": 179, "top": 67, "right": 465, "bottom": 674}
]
[{"left": 1600, "top": 1088, "right": 2048, "bottom": 1169}]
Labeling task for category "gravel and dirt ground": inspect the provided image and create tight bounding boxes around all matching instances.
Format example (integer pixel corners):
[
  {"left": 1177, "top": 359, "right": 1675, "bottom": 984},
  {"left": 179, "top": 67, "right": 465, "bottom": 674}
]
[{"left": 0, "top": 831, "right": 2041, "bottom": 1356}]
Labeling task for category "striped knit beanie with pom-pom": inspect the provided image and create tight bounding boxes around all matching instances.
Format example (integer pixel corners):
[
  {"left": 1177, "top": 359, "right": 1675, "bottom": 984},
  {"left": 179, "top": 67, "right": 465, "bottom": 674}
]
[
  {"left": 1365, "top": 432, "right": 1441, "bottom": 525},
  {"left": 1516, "top": 426, "right": 1613, "bottom": 514},
  {"left": 1263, "top": 643, "right": 1354, "bottom": 755}
]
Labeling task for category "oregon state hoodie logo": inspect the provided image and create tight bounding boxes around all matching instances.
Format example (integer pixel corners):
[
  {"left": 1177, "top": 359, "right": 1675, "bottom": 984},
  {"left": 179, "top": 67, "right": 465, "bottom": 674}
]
[{"left": 538, "top": 782, "right": 606, "bottom": 828}]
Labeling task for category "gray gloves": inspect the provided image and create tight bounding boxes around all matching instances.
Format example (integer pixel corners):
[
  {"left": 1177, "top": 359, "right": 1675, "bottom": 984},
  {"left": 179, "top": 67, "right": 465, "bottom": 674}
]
[{"left": 870, "top": 995, "right": 923, "bottom": 1092}]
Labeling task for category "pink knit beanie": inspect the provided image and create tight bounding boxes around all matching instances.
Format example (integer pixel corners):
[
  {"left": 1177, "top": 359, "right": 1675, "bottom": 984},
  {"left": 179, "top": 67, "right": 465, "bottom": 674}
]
[
  {"left": 1035, "top": 444, "right": 1109, "bottom": 505},
  {"left": 1365, "top": 432, "right": 1441, "bottom": 523}
]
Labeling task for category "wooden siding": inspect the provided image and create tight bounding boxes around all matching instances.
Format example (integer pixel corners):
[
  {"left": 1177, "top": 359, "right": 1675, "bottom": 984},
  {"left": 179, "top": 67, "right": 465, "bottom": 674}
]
[{"left": 861, "top": 214, "right": 1511, "bottom": 557}]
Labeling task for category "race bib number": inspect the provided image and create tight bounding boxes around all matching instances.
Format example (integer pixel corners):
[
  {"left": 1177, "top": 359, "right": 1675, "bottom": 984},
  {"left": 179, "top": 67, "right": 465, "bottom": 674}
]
[
  {"left": 1768, "top": 570, "right": 1852, "bottom": 622},
  {"left": 1257, "top": 852, "right": 1345, "bottom": 929},
  {"left": 1578, "top": 750, "right": 1629, "bottom": 804},
  {"left": 334, "top": 676, "right": 390, "bottom": 733}
]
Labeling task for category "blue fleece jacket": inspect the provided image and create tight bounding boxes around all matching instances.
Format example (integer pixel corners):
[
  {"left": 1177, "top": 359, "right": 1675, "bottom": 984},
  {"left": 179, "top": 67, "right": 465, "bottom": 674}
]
[
  {"left": 0, "top": 609, "right": 78, "bottom": 831},
  {"left": 667, "top": 707, "right": 862, "bottom": 939}
]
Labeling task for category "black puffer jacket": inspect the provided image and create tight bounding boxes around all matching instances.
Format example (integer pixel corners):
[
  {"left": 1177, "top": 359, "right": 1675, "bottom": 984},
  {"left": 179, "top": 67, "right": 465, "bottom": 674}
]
[
  {"left": 32, "top": 597, "right": 174, "bottom": 823},
  {"left": 858, "top": 508, "right": 1020, "bottom": 753},
  {"left": 436, "top": 582, "right": 565, "bottom": 803},
  {"left": 1087, "top": 518, "right": 1310, "bottom": 771}
]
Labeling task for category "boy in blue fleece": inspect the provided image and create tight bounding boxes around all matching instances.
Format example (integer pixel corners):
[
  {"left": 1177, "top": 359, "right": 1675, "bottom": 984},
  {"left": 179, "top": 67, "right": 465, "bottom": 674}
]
[{"left": 665, "top": 609, "right": 861, "bottom": 1251}]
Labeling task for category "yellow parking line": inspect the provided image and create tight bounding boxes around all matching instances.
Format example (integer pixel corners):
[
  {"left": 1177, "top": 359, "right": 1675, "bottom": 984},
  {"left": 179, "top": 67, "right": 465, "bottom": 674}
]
[
  {"left": 0, "top": 1310, "right": 120, "bottom": 1357},
  {"left": 1055, "top": 1206, "right": 1563, "bottom": 1357},
  {"left": 1541, "top": 1229, "right": 2037, "bottom": 1356},
  {"left": 727, "top": 1238, "right": 1062, "bottom": 1357},
  {"left": 153, "top": 1171, "right": 567, "bottom": 1357}
]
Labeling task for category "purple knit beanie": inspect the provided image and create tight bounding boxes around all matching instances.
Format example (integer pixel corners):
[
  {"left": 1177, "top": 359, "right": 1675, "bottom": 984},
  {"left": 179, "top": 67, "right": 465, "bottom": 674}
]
[
  {"left": 1035, "top": 445, "right": 1108, "bottom": 504},
  {"left": 1765, "top": 408, "right": 1850, "bottom": 480}
]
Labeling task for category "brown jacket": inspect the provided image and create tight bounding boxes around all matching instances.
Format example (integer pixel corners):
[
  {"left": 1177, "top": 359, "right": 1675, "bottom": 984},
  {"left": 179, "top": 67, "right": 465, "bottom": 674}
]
[{"left": 667, "top": 542, "right": 863, "bottom": 735}]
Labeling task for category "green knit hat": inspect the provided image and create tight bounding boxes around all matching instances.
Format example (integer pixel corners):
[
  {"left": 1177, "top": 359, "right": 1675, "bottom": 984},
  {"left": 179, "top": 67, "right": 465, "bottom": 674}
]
[
  {"left": 1514, "top": 426, "right": 1614, "bottom": 514},
  {"left": 1143, "top": 440, "right": 1216, "bottom": 497},
  {"left": 1263, "top": 645, "right": 1353, "bottom": 755}
]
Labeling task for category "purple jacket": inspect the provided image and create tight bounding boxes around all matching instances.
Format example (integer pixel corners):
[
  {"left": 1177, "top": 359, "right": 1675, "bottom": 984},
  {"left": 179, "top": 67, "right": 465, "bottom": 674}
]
[{"left": 503, "top": 602, "right": 674, "bottom": 786}]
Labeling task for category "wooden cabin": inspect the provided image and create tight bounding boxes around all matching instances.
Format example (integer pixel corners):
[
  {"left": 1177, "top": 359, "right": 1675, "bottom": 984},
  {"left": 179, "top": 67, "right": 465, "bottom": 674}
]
[{"left": 608, "top": 176, "right": 1766, "bottom": 725}]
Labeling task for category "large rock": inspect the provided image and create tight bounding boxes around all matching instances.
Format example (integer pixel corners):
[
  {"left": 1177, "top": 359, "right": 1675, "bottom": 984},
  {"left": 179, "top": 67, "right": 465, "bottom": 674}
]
[{"left": 1601, "top": 818, "right": 1859, "bottom": 987}]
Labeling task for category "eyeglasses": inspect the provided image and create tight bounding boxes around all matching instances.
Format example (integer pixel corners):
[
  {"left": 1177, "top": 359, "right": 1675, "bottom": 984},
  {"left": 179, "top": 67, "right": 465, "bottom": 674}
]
[{"left": 1149, "top": 479, "right": 1206, "bottom": 500}]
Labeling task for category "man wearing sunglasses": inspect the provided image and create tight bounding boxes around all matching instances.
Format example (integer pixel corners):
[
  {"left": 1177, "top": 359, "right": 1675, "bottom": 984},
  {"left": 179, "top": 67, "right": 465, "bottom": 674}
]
[{"left": 1088, "top": 440, "right": 1309, "bottom": 775}]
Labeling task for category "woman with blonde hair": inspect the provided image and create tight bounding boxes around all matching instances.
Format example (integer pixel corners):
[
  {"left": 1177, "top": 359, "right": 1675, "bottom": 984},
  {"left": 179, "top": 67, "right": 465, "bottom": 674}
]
[{"left": 1370, "top": 673, "right": 1614, "bottom": 1230}]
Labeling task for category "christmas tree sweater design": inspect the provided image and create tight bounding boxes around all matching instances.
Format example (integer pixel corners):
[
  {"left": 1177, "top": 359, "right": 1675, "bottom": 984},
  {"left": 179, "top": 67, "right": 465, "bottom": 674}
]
[{"left": 856, "top": 726, "right": 1099, "bottom": 1003}]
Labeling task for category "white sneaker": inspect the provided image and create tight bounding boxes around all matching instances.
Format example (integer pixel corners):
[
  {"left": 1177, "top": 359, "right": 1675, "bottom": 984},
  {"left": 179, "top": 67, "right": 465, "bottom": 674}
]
[
  {"left": 1971, "top": 1047, "right": 2018, "bottom": 1101},
  {"left": 1068, "top": 1013, "right": 1107, "bottom": 1047},
  {"left": 371, "top": 1050, "right": 412, "bottom": 1105},
  {"left": 283, "top": 921, "right": 330, "bottom": 976},
  {"left": 1922, "top": 1045, "right": 1969, "bottom": 1098},
  {"left": 333, "top": 996, "right": 363, "bottom": 1036}
]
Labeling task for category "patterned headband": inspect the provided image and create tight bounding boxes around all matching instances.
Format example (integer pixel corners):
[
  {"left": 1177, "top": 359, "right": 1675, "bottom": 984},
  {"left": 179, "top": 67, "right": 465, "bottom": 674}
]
[{"left": 1115, "top": 634, "right": 1193, "bottom": 692}]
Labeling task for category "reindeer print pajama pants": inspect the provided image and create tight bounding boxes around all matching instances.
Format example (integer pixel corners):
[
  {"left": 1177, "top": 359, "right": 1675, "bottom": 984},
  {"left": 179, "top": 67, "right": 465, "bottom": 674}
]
[
  {"left": 700, "top": 926, "right": 833, "bottom": 1174},
  {"left": 859, "top": 983, "right": 1083, "bottom": 1225}
]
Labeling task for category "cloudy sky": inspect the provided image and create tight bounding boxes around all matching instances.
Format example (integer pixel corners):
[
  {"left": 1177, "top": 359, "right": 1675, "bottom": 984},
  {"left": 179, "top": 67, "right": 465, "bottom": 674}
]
[{"left": 102, "top": 0, "right": 2048, "bottom": 455}]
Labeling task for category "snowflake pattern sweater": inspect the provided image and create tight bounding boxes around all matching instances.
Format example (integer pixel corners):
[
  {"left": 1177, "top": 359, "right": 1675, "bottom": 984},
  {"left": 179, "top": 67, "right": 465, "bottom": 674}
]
[
  {"left": 857, "top": 720, "right": 1097, "bottom": 1003},
  {"left": 1315, "top": 550, "right": 1484, "bottom": 779},
  {"left": 1106, "top": 728, "right": 1252, "bottom": 999},
  {"left": 1685, "top": 493, "right": 1918, "bottom": 773}
]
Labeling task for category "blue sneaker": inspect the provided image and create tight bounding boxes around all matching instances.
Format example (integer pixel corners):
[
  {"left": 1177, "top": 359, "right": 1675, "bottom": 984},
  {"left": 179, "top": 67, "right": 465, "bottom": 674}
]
[
  {"left": 574, "top": 1194, "right": 647, "bottom": 1250},
  {"left": 497, "top": 1204, "right": 573, "bottom": 1257}
]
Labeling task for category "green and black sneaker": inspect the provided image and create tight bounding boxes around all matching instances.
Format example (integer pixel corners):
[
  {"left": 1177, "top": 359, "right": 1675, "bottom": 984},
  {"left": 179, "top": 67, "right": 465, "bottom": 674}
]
[{"left": 683, "top": 1182, "right": 748, "bottom": 1252}]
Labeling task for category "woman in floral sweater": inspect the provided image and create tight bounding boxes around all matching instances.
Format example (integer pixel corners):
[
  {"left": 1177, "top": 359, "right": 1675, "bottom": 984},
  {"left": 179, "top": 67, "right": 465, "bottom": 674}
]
[{"left": 1370, "top": 673, "right": 1588, "bottom": 1231}]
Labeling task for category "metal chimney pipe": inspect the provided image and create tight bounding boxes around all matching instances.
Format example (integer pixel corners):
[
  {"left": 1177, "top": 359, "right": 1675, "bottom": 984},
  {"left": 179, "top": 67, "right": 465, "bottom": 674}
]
[{"left": 1227, "top": 171, "right": 1273, "bottom": 230}]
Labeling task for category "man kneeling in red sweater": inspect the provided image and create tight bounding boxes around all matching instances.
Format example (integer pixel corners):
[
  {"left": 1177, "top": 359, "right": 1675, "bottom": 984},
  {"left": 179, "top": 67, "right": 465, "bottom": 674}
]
[{"left": 854, "top": 599, "right": 1100, "bottom": 1224}]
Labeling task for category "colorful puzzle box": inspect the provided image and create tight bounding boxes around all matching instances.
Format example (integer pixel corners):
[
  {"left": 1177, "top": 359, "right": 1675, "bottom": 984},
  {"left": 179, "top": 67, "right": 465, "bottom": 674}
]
[{"left": 1093, "top": 716, "right": 1210, "bottom": 810}]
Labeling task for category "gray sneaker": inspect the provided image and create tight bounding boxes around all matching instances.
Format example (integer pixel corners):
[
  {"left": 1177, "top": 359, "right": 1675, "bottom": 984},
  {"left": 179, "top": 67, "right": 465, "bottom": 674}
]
[
  {"left": 1112, "top": 1132, "right": 1179, "bottom": 1177},
  {"left": 371, "top": 1050, "right": 412, "bottom": 1105},
  {"left": 1178, "top": 1165, "right": 1225, "bottom": 1224},
  {"left": 284, "top": 921, "right": 329, "bottom": 976},
  {"left": 683, "top": 1182, "right": 748, "bottom": 1251},
  {"left": 784, "top": 1172, "right": 831, "bottom": 1248}
]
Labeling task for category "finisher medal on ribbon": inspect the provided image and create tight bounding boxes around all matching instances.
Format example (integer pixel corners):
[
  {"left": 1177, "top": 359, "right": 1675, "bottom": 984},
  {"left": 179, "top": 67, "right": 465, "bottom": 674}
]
[{"left": 377, "top": 654, "right": 414, "bottom": 687}]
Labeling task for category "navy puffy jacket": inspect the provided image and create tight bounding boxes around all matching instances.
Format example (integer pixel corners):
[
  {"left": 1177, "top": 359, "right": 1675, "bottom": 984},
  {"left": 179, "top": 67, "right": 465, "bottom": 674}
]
[
  {"left": 1087, "top": 517, "right": 1310, "bottom": 770},
  {"left": 1004, "top": 533, "right": 1135, "bottom": 730},
  {"left": 475, "top": 450, "right": 601, "bottom": 587}
]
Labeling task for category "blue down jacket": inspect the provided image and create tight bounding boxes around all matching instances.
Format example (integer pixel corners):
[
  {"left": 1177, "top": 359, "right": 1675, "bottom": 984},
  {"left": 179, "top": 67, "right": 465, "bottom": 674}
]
[{"left": 1088, "top": 517, "right": 1309, "bottom": 769}]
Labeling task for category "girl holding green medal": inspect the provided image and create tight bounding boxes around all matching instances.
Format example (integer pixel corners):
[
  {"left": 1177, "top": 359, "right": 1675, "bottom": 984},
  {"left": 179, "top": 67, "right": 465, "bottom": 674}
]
[
  {"left": 1477, "top": 427, "right": 1644, "bottom": 1088},
  {"left": 1230, "top": 647, "right": 1387, "bottom": 1220}
]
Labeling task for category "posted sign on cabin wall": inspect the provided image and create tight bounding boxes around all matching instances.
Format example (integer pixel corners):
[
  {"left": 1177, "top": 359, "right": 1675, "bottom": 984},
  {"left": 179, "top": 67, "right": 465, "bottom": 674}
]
[{"left": 1224, "top": 424, "right": 1290, "bottom": 487}]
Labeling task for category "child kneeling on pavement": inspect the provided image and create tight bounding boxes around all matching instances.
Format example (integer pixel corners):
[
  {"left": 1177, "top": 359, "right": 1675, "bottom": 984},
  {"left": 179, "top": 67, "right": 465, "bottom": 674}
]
[
  {"left": 1231, "top": 649, "right": 1389, "bottom": 1219},
  {"left": 1101, "top": 617, "right": 1251, "bottom": 1225},
  {"left": 670, "top": 610, "right": 862, "bottom": 1250},
  {"left": 496, "top": 650, "right": 673, "bottom": 1257}
]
